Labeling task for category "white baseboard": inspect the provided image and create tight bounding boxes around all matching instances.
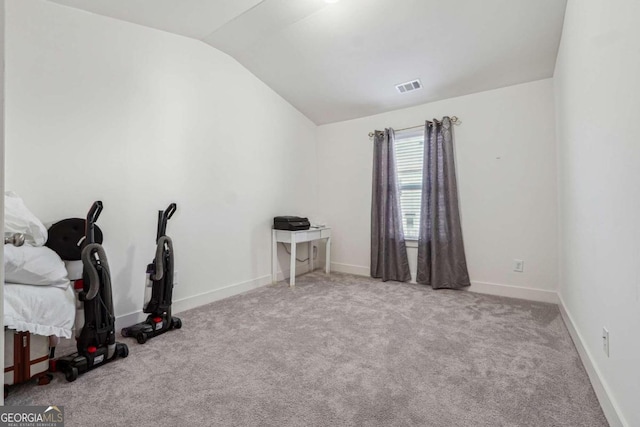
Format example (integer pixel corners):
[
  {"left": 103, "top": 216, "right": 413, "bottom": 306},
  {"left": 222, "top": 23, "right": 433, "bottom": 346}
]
[
  {"left": 330, "top": 262, "right": 558, "bottom": 304},
  {"left": 171, "top": 274, "right": 273, "bottom": 314},
  {"left": 116, "top": 274, "right": 274, "bottom": 330},
  {"left": 468, "top": 280, "right": 559, "bottom": 304},
  {"left": 558, "top": 296, "right": 627, "bottom": 427},
  {"left": 115, "top": 311, "right": 143, "bottom": 333},
  {"left": 331, "top": 262, "right": 370, "bottom": 276},
  {"left": 115, "top": 264, "right": 320, "bottom": 330}
]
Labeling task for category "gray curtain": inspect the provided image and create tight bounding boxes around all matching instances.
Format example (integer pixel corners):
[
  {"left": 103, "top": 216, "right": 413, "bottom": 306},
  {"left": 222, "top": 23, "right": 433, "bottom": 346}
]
[
  {"left": 371, "top": 129, "right": 411, "bottom": 282},
  {"left": 416, "top": 117, "right": 471, "bottom": 289}
]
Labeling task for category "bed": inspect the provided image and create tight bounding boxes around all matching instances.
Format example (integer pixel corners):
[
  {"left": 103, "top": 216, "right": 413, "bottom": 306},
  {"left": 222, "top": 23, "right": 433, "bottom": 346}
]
[
  {"left": 3, "top": 191, "right": 76, "bottom": 394},
  {"left": 4, "top": 282, "right": 75, "bottom": 339}
]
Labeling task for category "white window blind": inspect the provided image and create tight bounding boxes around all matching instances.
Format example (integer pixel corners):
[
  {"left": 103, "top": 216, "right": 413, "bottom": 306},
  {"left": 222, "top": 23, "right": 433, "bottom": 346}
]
[{"left": 394, "top": 129, "right": 424, "bottom": 240}]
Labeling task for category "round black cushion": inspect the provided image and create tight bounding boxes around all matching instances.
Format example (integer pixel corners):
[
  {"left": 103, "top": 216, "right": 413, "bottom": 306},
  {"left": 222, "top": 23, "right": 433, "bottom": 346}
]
[{"left": 46, "top": 218, "right": 103, "bottom": 261}]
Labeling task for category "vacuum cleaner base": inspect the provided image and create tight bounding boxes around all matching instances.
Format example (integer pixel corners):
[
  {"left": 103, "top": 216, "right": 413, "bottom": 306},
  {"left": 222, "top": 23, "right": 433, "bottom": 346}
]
[
  {"left": 121, "top": 315, "right": 182, "bottom": 344},
  {"left": 54, "top": 342, "right": 128, "bottom": 382}
]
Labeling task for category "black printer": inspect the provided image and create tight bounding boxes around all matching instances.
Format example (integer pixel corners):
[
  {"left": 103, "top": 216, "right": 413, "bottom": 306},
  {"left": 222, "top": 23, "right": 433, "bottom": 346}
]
[{"left": 273, "top": 216, "right": 310, "bottom": 231}]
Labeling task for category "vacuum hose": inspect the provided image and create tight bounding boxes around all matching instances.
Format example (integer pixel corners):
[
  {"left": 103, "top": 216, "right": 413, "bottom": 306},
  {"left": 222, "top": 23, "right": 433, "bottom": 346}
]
[
  {"left": 81, "top": 243, "right": 111, "bottom": 301},
  {"left": 4, "top": 233, "right": 25, "bottom": 246},
  {"left": 151, "top": 236, "right": 173, "bottom": 281}
]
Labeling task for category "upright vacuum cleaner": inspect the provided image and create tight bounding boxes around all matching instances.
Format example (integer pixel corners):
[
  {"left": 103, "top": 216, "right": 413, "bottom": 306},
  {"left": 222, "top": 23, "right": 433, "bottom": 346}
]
[
  {"left": 121, "top": 203, "right": 181, "bottom": 344},
  {"left": 56, "top": 201, "right": 128, "bottom": 382}
]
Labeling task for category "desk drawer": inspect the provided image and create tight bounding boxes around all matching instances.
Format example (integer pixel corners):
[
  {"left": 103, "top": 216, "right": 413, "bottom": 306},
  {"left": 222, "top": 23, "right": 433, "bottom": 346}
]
[{"left": 294, "top": 230, "right": 321, "bottom": 242}]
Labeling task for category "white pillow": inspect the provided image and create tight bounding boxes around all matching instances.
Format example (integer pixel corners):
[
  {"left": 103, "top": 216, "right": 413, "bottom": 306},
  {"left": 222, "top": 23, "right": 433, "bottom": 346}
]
[
  {"left": 4, "top": 191, "right": 48, "bottom": 246},
  {"left": 4, "top": 245, "right": 70, "bottom": 289}
]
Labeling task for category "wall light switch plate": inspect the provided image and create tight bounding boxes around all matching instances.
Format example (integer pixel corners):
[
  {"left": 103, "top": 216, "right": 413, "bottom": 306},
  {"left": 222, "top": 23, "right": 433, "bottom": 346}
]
[
  {"left": 173, "top": 270, "right": 179, "bottom": 286},
  {"left": 513, "top": 259, "right": 524, "bottom": 273}
]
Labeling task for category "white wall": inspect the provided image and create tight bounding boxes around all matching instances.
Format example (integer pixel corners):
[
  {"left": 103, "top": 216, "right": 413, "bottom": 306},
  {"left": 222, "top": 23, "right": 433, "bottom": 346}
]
[
  {"left": 554, "top": 1, "right": 640, "bottom": 425},
  {"left": 0, "top": 0, "right": 5, "bottom": 407},
  {"left": 317, "top": 79, "right": 558, "bottom": 301},
  {"left": 5, "top": 0, "right": 318, "bottom": 321}
]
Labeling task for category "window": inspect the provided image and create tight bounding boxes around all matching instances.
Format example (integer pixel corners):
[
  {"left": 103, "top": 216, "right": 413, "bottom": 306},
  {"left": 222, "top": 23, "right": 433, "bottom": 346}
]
[{"left": 394, "top": 128, "right": 424, "bottom": 240}]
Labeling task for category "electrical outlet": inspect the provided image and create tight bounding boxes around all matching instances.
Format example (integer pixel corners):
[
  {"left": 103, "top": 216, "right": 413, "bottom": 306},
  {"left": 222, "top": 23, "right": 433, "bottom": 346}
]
[
  {"left": 602, "top": 328, "right": 609, "bottom": 357},
  {"left": 513, "top": 259, "right": 524, "bottom": 272},
  {"left": 173, "top": 270, "right": 179, "bottom": 286}
]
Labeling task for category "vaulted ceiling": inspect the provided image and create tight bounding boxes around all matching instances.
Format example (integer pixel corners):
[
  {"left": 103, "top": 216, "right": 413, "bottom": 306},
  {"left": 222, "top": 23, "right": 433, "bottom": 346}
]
[{"left": 48, "top": 0, "right": 568, "bottom": 124}]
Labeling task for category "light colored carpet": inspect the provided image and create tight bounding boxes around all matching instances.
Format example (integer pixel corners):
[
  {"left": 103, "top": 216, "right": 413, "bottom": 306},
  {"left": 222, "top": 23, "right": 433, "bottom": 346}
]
[{"left": 6, "top": 272, "right": 607, "bottom": 427}]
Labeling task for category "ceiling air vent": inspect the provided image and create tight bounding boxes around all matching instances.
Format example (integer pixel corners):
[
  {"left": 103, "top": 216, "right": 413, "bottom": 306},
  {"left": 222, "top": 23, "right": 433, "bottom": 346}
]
[{"left": 396, "top": 79, "right": 422, "bottom": 94}]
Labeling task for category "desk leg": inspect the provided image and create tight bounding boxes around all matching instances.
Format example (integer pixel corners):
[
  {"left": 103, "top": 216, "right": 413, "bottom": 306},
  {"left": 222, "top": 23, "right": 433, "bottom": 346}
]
[
  {"left": 309, "top": 242, "right": 314, "bottom": 273},
  {"left": 325, "top": 237, "right": 331, "bottom": 274},
  {"left": 271, "top": 230, "right": 277, "bottom": 284},
  {"left": 290, "top": 241, "right": 296, "bottom": 287}
]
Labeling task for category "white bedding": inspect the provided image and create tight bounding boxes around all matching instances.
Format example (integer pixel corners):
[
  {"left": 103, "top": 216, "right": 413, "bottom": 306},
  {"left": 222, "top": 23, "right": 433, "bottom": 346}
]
[
  {"left": 4, "top": 191, "right": 48, "bottom": 246},
  {"left": 4, "top": 245, "right": 70, "bottom": 289},
  {"left": 4, "top": 283, "right": 75, "bottom": 339}
]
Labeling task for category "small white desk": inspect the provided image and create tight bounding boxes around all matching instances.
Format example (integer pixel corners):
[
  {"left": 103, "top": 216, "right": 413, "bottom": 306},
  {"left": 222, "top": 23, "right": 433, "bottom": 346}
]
[{"left": 272, "top": 227, "right": 331, "bottom": 287}]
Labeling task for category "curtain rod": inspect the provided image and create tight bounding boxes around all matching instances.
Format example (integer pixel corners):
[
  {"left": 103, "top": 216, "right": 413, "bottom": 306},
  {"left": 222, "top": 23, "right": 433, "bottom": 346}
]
[{"left": 368, "top": 116, "right": 460, "bottom": 138}]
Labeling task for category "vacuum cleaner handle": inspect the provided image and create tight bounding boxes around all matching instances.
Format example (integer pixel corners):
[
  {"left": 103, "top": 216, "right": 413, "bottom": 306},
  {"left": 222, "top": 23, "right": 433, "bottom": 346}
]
[
  {"left": 157, "top": 203, "right": 177, "bottom": 240},
  {"left": 87, "top": 201, "right": 103, "bottom": 224},
  {"left": 86, "top": 201, "right": 103, "bottom": 245},
  {"left": 84, "top": 200, "right": 102, "bottom": 243},
  {"left": 165, "top": 203, "right": 177, "bottom": 221}
]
